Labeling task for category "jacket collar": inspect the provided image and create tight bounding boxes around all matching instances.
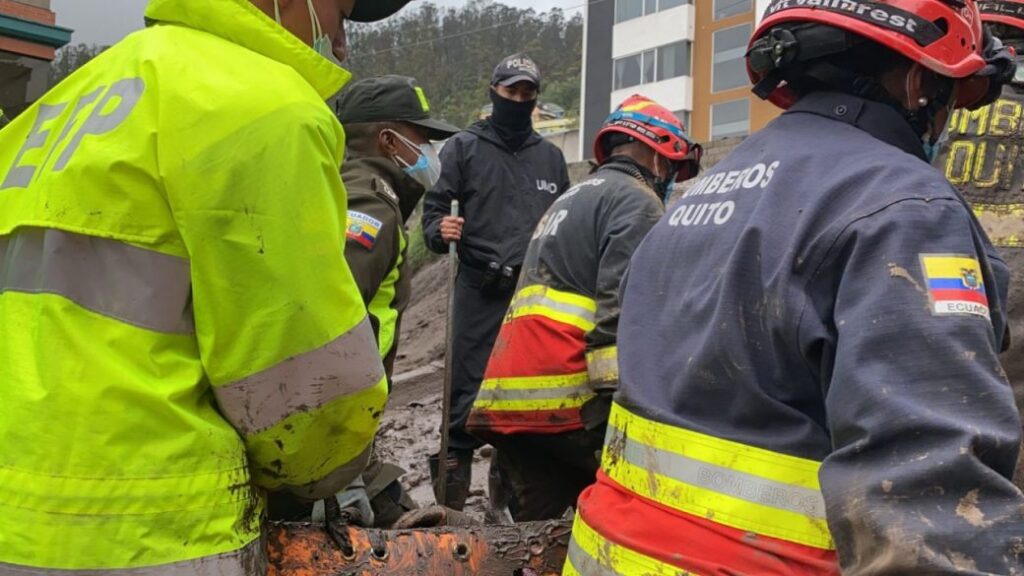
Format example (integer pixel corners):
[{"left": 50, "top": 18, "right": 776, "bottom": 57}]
[
  {"left": 145, "top": 0, "right": 351, "bottom": 100},
  {"left": 342, "top": 153, "right": 426, "bottom": 222},
  {"left": 600, "top": 156, "right": 659, "bottom": 190},
  {"left": 784, "top": 92, "right": 926, "bottom": 161}
]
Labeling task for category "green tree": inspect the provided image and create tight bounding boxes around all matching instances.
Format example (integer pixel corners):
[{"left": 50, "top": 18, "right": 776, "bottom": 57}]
[
  {"left": 345, "top": 1, "right": 583, "bottom": 129},
  {"left": 49, "top": 43, "right": 108, "bottom": 87}
]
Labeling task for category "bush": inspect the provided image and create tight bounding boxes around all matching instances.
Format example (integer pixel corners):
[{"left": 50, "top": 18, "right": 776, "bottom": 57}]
[{"left": 406, "top": 219, "right": 442, "bottom": 275}]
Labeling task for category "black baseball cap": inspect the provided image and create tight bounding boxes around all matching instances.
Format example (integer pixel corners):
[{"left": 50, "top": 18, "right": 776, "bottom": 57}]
[
  {"left": 349, "top": 0, "right": 414, "bottom": 23},
  {"left": 335, "top": 75, "right": 460, "bottom": 140},
  {"left": 492, "top": 53, "right": 542, "bottom": 91}
]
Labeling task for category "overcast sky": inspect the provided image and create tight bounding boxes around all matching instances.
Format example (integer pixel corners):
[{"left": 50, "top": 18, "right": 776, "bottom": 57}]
[{"left": 53, "top": 0, "right": 576, "bottom": 46}]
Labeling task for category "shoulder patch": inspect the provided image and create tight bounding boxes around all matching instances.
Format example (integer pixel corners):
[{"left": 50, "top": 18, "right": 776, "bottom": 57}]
[
  {"left": 376, "top": 178, "right": 399, "bottom": 203},
  {"left": 920, "top": 254, "right": 990, "bottom": 319},
  {"left": 347, "top": 210, "right": 384, "bottom": 250}
]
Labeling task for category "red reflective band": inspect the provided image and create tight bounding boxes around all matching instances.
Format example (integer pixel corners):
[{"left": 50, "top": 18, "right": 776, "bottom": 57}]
[
  {"left": 577, "top": 471, "right": 839, "bottom": 576},
  {"left": 486, "top": 315, "right": 587, "bottom": 378},
  {"left": 467, "top": 406, "right": 584, "bottom": 436}
]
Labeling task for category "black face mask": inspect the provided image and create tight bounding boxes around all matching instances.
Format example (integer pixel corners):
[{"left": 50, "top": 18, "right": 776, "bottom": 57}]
[{"left": 489, "top": 89, "right": 536, "bottom": 150}]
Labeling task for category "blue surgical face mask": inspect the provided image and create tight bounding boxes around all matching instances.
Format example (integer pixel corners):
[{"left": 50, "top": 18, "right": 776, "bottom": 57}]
[
  {"left": 389, "top": 130, "right": 441, "bottom": 189},
  {"left": 653, "top": 157, "right": 679, "bottom": 203},
  {"left": 923, "top": 118, "right": 951, "bottom": 163}
]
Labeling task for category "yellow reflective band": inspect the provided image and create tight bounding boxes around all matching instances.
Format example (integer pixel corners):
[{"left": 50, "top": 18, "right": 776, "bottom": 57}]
[
  {"left": 481, "top": 372, "right": 589, "bottom": 391},
  {"left": 472, "top": 391, "right": 594, "bottom": 413},
  {"left": 414, "top": 87, "right": 430, "bottom": 112},
  {"left": 565, "top": 511, "right": 698, "bottom": 576},
  {"left": 586, "top": 345, "right": 618, "bottom": 386},
  {"left": 507, "top": 284, "right": 597, "bottom": 332},
  {"left": 603, "top": 403, "right": 834, "bottom": 550},
  {"left": 475, "top": 373, "right": 594, "bottom": 412},
  {"left": 973, "top": 203, "right": 1024, "bottom": 248}
]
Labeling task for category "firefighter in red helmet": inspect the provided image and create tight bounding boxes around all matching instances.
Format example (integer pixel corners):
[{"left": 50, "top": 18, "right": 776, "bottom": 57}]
[
  {"left": 565, "top": 0, "right": 1023, "bottom": 574},
  {"left": 467, "top": 94, "right": 701, "bottom": 521}
]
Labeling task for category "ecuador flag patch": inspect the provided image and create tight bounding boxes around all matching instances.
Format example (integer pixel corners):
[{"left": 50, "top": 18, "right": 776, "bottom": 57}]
[
  {"left": 920, "top": 254, "right": 990, "bottom": 319},
  {"left": 346, "top": 210, "right": 383, "bottom": 250}
]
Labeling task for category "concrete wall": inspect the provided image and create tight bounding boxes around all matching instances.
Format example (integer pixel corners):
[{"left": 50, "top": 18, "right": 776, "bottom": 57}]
[
  {"left": 567, "top": 135, "right": 744, "bottom": 188},
  {"left": 546, "top": 128, "right": 581, "bottom": 164}
]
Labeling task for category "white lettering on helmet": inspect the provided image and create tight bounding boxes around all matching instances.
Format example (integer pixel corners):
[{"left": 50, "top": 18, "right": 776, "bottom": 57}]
[{"left": 767, "top": 0, "right": 921, "bottom": 36}]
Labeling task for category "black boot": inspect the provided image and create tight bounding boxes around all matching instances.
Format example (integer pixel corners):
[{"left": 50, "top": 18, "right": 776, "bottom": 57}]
[{"left": 429, "top": 450, "right": 473, "bottom": 510}]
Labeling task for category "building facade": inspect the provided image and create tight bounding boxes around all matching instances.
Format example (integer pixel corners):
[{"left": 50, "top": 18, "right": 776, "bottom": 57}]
[
  {"left": 581, "top": 0, "right": 779, "bottom": 159},
  {"left": 0, "top": 0, "right": 70, "bottom": 120}
]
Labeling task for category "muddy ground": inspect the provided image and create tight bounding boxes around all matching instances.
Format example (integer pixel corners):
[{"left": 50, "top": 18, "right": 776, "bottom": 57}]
[{"left": 375, "top": 258, "right": 494, "bottom": 519}]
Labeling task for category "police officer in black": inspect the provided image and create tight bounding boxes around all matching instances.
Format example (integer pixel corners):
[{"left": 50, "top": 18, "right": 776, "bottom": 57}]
[{"left": 422, "top": 53, "right": 570, "bottom": 509}]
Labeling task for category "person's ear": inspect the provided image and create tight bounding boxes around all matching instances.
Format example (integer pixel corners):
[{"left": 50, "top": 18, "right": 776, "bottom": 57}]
[
  {"left": 905, "top": 63, "right": 929, "bottom": 110},
  {"left": 378, "top": 128, "right": 400, "bottom": 157}
]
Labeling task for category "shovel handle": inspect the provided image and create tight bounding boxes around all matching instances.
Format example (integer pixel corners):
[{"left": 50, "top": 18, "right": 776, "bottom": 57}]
[{"left": 437, "top": 199, "right": 459, "bottom": 505}]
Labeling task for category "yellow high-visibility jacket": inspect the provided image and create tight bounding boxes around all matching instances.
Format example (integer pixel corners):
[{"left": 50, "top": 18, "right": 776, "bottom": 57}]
[{"left": 0, "top": 0, "right": 387, "bottom": 572}]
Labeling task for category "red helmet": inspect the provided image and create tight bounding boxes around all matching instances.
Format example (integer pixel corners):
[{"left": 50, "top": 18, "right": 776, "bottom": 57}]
[
  {"left": 594, "top": 95, "right": 702, "bottom": 181},
  {"left": 748, "top": 0, "right": 988, "bottom": 110},
  {"left": 979, "top": 0, "right": 1024, "bottom": 28}
]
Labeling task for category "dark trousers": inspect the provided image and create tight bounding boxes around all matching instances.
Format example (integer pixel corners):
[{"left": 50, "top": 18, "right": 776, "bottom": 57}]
[
  {"left": 447, "top": 267, "right": 513, "bottom": 452},
  {"left": 490, "top": 427, "right": 606, "bottom": 522}
]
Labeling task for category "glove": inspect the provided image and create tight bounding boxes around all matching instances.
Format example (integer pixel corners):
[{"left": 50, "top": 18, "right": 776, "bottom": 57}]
[
  {"left": 313, "top": 476, "right": 375, "bottom": 528},
  {"left": 393, "top": 505, "right": 479, "bottom": 529}
]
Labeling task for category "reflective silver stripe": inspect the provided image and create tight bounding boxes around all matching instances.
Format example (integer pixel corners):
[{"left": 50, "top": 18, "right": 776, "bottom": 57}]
[
  {"left": 586, "top": 345, "right": 618, "bottom": 389},
  {"left": 0, "top": 228, "right": 193, "bottom": 334},
  {"left": 510, "top": 288, "right": 596, "bottom": 324},
  {"left": 474, "top": 383, "right": 594, "bottom": 402},
  {"left": 281, "top": 444, "right": 373, "bottom": 501},
  {"left": 215, "top": 317, "right": 385, "bottom": 435},
  {"left": 566, "top": 537, "right": 620, "bottom": 576},
  {"left": 0, "top": 537, "right": 264, "bottom": 575},
  {"left": 615, "top": 427, "right": 827, "bottom": 519}
]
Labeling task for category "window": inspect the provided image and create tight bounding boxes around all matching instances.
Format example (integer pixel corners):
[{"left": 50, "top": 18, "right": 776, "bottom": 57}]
[
  {"left": 614, "top": 50, "right": 655, "bottom": 90},
  {"left": 657, "top": 41, "right": 691, "bottom": 81},
  {"left": 616, "top": 0, "right": 643, "bottom": 22},
  {"left": 614, "top": 41, "right": 691, "bottom": 90},
  {"left": 713, "top": 0, "right": 752, "bottom": 20},
  {"left": 711, "top": 99, "right": 750, "bottom": 139},
  {"left": 616, "top": 0, "right": 691, "bottom": 23},
  {"left": 713, "top": 24, "right": 751, "bottom": 92}
]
